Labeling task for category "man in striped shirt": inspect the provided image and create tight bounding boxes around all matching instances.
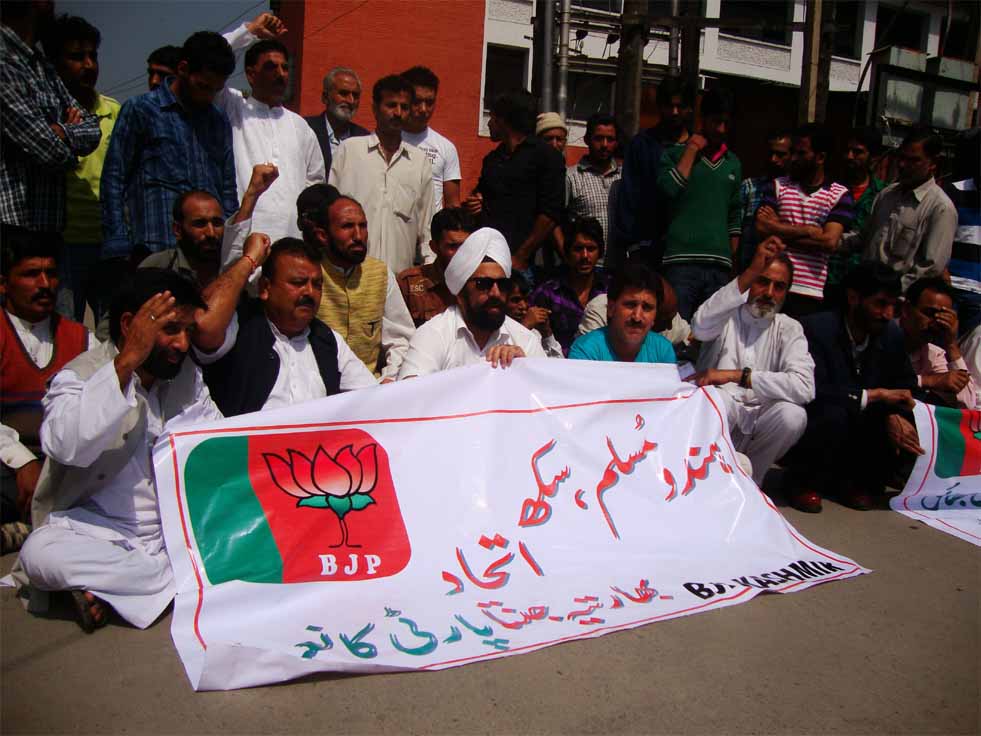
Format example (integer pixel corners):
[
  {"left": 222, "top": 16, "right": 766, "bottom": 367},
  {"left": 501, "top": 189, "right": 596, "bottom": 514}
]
[{"left": 756, "top": 124, "right": 854, "bottom": 318}]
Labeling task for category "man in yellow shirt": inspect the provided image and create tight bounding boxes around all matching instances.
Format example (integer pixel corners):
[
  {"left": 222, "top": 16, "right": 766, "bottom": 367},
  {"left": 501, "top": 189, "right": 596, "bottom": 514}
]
[{"left": 42, "top": 14, "right": 119, "bottom": 321}]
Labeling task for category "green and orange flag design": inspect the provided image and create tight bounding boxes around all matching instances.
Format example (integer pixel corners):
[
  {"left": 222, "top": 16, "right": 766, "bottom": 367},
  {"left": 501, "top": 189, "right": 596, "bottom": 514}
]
[
  {"left": 182, "top": 428, "right": 411, "bottom": 585},
  {"left": 933, "top": 407, "right": 981, "bottom": 479}
]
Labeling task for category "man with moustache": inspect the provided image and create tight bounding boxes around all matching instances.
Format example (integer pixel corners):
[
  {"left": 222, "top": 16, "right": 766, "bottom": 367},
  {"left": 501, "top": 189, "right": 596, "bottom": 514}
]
[
  {"left": 688, "top": 237, "right": 815, "bottom": 487},
  {"left": 194, "top": 237, "right": 377, "bottom": 417},
  {"left": 736, "top": 129, "right": 791, "bottom": 270},
  {"left": 146, "top": 45, "right": 180, "bottom": 91},
  {"left": 14, "top": 269, "right": 220, "bottom": 632},
  {"left": 304, "top": 66, "right": 369, "bottom": 173},
  {"left": 300, "top": 193, "right": 414, "bottom": 380},
  {"left": 398, "top": 228, "right": 547, "bottom": 378},
  {"left": 0, "top": 227, "right": 98, "bottom": 552},
  {"left": 219, "top": 15, "right": 324, "bottom": 241},
  {"left": 566, "top": 114, "right": 621, "bottom": 252},
  {"left": 784, "top": 264, "right": 921, "bottom": 512},
  {"left": 329, "top": 74, "right": 434, "bottom": 274}
]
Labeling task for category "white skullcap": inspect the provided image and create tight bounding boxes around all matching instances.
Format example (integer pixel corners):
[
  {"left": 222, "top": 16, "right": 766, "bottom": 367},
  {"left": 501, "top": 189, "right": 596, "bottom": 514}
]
[{"left": 444, "top": 227, "right": 512, "bottom": 296}]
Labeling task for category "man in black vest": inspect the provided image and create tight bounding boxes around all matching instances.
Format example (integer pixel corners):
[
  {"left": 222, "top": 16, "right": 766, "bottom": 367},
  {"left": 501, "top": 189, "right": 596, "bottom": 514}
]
[{"left": 194, "top": 236, "right": 376, "bottom": 416}]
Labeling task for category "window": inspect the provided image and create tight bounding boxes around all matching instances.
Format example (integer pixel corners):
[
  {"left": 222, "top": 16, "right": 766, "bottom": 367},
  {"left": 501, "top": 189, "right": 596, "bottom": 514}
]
[
  {"left": 483, "top": 45, "right": 528, "bottom": 109},
  {"left": 832, "top": 0, "right": 862, "bottom": 59},
  {"left": 875, "top": 3, "right": 928, "bottom": 53},
  {"left": 567, "top": 72, "right": 614, "bottom": 122},
  {"left": 572, "top": 0, "right": 624, "bottom": 13},
  {"left": 939, "top": 5, "right": 980, "bottom": 61},
  {"left": 718, "top": 0, "right": 792, "bottom": 46}
]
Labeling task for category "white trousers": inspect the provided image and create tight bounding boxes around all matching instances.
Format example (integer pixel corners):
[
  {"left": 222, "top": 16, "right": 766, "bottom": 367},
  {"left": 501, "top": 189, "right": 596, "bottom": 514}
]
[
  {"left": 19, "top": 513, "right": 175, "bottom": 629},
  {"left": 730, "top": 401, "right": 807, "bottom": 486}
]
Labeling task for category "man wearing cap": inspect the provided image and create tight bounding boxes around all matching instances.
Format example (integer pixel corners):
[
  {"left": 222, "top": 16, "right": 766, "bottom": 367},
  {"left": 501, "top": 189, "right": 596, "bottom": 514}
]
[
  {"left": 398, "top": 228, "right": 548, "bottom": 378},
  {"left": 537, "top": 112, "right": 567, "bottom": 155}
]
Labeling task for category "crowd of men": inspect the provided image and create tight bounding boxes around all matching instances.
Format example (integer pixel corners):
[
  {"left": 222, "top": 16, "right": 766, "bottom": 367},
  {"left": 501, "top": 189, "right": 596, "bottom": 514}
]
[{"left": 1, "top": 1, "right": 978, "bottom": 633}]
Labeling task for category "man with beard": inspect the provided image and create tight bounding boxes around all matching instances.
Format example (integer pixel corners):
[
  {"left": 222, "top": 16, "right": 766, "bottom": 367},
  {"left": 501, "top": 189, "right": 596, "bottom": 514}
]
[
  {"left": 301, "top": 193, "right": 414, "bottom": 380},
  {"left": 219, "top": 15, "right": 324, "bottom": 242},
  {"left": 40, "top": 14, "right": 119, "bottom": 322},
  {"left": 756, "top": 123, "right": 854, "bottom": 318},
  {"left": 898, "top": 277, "right": 976, "bottom": 409},
  {"left": 401, "top": 66, "right": 462, "bottom": 211},
  {"left": 1, "top": 0, "right": 102, "bottom": 234},
  {"left": 657, "top": 87, "right": 743, "bottom": 321},
  {"left": 101, "top": 30, "right": 237, "bottom": 260},
  {"left": 736, "top": 129, "right": 791, "bottom": 270},
  {"left": 783, "top": 264, "right": 921, "bottom": 512},
  {"left": 397, "top": 207, "right": 476, "bottom": 326},
  {"left": 194, "top": 237, "right": 377, "bottom": 416},
  {"left": 567, "top": 114, "right": 621, "bottom": 253},
  {"left": 687, "top": 237, "right": 815, "bottom": 487},
  {"left": 304, "top": 66, "right": 369, "bottom": 173},
  {"left": 398, "top": 228, "right": 547, "bottom": 378},
  {"left": 329, "top": 74, "right": 435, "bottom": 274},
  {"left": 0, "top": 227, "right": 98, "bottom": 552},
  {"left": 14, "top": 269, "right": 220, "bottom": 632}
]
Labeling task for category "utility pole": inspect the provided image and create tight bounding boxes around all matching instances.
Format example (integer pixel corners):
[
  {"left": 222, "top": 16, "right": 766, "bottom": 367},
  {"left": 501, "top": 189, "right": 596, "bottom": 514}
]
[
  {"left": 615, "top": 0, "right": 648, "bottom": 139},
  {"left": 532, "top": 0, "right": 555, "bottom": 111},
  {"left": 556, "top": 0, "right": 571, "bottom": 117},
  {"left": 668, "top": 0, "right": 680, "bottom": 76},
  {"left": 678, "top": 0, "right": 699, "bottom": 93},
  {"left": 798, "top": 0, "right": 835, "bottom": 123}
]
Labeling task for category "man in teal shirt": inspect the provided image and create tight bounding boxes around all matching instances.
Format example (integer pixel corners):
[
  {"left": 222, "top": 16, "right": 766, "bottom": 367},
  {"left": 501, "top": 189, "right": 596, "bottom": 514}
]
[{"left": 569, "top": 263, "right": 676, "bottom": 364}]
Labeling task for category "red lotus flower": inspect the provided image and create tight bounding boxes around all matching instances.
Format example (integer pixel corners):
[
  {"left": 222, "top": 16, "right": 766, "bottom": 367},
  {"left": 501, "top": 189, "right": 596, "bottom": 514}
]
[{"left": 263, "top": 444, "right": 379, "bottom": 547}]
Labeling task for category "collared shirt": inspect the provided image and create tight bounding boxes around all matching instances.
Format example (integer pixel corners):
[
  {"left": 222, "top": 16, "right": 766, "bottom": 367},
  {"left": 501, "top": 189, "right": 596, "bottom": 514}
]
[
  {"left": 0, "top": 310, "right": 99, "bottom": 470},
  {"left": 325, "top": 116, "right": 356, "bottom": 156},
  {"left": 0, "top": 25, "right": 102, "bottom": 231},
  {"left": 862, "top": 177, "right": 958, "bottom": 289},
  {"left": 398, "top": 305, "right": 548, "bottom": 378},
  {"left": 476, "top": 136, "right": 565, "bottom": 252},
  {"left": 100, "top": 76, "right": 237, "bottom": 258},
  {"left": 64, "top": 93, "right": 120, "bottom": 244},
  {"left": 396, "top": 262, "right": 455, "bottom": 327},
  {"left": 328, "top": 133, "right": 435, "bottom": 274},
  {"left": 566, "top": 156, "right": 620, "bottom": 246},
  {"left": 529, "top": 270, "right": 608, "bottom": 356},
  {"left": 193, "top": 312, "right": 378, "bottom": 404},
  {"left": 909, "top": 340, "right": 977, "bottom": 410},
  {"left": 568, "top": 327, "right": 676, "bottom": 364}
]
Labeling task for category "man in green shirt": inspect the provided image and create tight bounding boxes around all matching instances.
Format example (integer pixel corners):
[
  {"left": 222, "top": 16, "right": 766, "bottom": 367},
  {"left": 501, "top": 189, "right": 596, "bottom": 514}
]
[{"left": 656, "top": 88, "right": 741, "bottom": 321}]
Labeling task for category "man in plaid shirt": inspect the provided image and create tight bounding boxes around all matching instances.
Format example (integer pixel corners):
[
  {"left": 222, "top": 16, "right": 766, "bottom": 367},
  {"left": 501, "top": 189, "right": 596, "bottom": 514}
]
[
  {"left": 0, "top": 1, "right": 102, "bottom": 233},
  {"left": 566, "top": 113, "right": 621, "bottom": 258}
]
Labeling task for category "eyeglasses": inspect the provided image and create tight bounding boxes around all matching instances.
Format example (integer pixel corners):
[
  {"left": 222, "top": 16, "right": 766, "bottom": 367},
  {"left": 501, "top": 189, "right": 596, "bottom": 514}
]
[{"left": 469, "top": 276, "right": 513, "bottom": 293}]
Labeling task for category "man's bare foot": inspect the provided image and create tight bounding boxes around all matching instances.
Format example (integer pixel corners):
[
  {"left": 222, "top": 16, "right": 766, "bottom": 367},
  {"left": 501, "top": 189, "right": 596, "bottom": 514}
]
[{"left": 70, "top": 590, "right": 111, "bottom": 633}]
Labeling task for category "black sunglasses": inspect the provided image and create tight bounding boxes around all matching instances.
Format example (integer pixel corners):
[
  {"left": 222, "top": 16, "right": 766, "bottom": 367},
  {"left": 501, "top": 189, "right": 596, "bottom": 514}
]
[{"left": 469, "top": 276, "right": 513, "bottom": 293}]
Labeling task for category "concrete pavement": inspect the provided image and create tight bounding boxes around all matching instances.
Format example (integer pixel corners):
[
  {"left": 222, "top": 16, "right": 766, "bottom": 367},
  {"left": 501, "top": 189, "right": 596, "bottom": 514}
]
[{"left": 2, "top": 500, "right": 978, "bottom": 735}]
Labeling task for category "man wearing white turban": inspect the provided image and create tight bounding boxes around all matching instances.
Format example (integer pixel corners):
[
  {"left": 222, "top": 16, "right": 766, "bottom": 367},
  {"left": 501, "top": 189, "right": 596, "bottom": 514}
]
[{"left": 398, "top": 228, "right": 548, "bottom": 378}]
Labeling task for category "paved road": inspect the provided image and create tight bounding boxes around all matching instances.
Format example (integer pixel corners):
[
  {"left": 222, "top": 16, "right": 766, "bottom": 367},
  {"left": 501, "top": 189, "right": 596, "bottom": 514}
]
[{"left": 2, "top": 501, "right": 978, "bottom": 735}]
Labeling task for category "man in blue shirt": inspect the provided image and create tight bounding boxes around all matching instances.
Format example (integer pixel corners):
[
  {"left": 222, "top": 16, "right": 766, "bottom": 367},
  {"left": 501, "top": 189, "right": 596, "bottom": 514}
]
[
  {"left": 569, "top": 263, "right": 675, "bottom": 364},
  {"left": 100, "top": 31, "right": 238, "bottom": 263}
]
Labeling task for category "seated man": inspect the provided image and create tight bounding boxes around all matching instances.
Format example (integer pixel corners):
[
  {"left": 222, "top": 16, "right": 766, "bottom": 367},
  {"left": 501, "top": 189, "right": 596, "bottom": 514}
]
[
  {"left": 899, "top": 276, "right": 977, "bottom": 409},
  {"left": 784, "top": 264, "right": 922, "bottom": 512},
  {"left": 195, "top": 236, "right": 376, "bottom": 415},
  {"left": 688, "top": 237, "right": 815, "bottom": 487},
  {"left": 504, "top": 273, "right": 563, "bottom": 358},
  {"left": 16, "top": 269, "right": 219, "bottom": 632},
  {"left": 568, "top": 263, "right": 676, "bottom": 365},
  {"left": 1, "top": 228, "right": 98, "bottom": 552},
  {"left": 397, "top": 207, "right": 476, "bottom": 327},
  {"left": 398, "top": 228, "right": 547, "bottom": 378}
]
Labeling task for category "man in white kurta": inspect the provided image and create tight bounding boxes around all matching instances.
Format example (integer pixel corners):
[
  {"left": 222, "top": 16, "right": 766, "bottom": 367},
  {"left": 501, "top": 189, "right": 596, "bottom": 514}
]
[
  {"left": 399, "top": 228, "right": 547, "bottom": 378},
  {"left": 689, "top": 238, "right": 815, "bottom": 486},
  {"left": 17, "top": 271, "right": 221, "bottom": 630},
  {"left": 219, "top": 18, "right": 324, "bottom": 241}
]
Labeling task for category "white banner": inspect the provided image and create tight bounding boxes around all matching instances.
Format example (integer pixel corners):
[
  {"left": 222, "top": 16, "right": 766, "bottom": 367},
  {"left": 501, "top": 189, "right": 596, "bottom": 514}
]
[
  {"left": 153, "top": 360, "right": 868, "bottom": 691},
  {"left": 891, "top": 402, "right": 981, "bottom": 546}
]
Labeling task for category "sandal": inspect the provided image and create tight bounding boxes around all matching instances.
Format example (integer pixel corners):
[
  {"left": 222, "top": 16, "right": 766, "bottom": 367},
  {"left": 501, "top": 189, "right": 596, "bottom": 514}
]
[{"left": 70, "top": 590, "right": 111, "bottom": 634}]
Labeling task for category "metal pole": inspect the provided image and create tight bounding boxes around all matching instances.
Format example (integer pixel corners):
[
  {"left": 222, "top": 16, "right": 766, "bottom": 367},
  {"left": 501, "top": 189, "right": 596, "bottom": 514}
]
[
  {"left": 799, "top": 0, "right": 823, "bottom": 123},
  {"left": 557, "top": 0, "right": 571, "bottom": 117},
  {"left": 615, "top": 0, "right": 648, "bottom": 140},
  {"left": 541, "top": 0, "right": 555, "bottom": 111},
  {"left": 668, "top": 0, "right": 680, "bottom": 76}
]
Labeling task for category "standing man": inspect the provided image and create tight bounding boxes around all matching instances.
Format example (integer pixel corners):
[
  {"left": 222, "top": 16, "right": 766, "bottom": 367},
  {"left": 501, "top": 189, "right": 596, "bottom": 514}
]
[
  {"left": 1, "top": 0, "right": 102, "bottom": 234},
  {"left": 736, "top": 128, "right": 791, "bottom": 269},
  {"left": 400, "top": 65, "right": 462, "bottom": 211},
  {"left": 755, "top": 124, "right": 854, "bottom": 317},
  {"left": 656, "top": 87, "right": 742, "bottom": 321},
  {"left": 397, "top": 207, "right": 476, "bottom": 327},
  {"left": 41, "top": 14, "right": 119, "bottom": 322},
  {"left": 304, "top": 66, "right": 368, "bottom": 173},
  {"left": 465, "top": 90, "right": 565, "bottom": 275},
  {"left": 537, "top": 112, "right": 568, "bottom": 155},
  {"left": 146, "top": 45, "right": 180, "bottom": 91},
  {"left": 861, "top": 127, "right": 957, "bottom": 289},
  {"left": 101, "top": 31, "right": 238, "bottom": 261},
  {"left": 566, "top": 113, "right": 621, "bottom": 251},
  {"left": 219, "top": 14, "right": 325, "bottom": 242},
  {"left": 329, "top": 74, "right": 434, "bottom": 275}
]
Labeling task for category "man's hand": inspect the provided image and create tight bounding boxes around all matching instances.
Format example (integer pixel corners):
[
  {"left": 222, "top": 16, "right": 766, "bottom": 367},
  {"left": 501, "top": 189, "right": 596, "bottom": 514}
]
[
  {"left": 114, "top": 292, "right": 176, "bottom": 381},
  {"left": 932, "top": 306, "right": 961, "bottom": 357},
  {"left": 247, "top": 12, "right": 287, "bottom": 39},
  {"left": 14, "top": 459, "right": 42, "bottom": 519},
  {"left": 736, "top": 236, "right": 785, "bottom": 291},
  {"left": 243, "top": 232, "right": 272, "bottom": 269},
  {"left": 65, "top": 107, "right": 83, "bottom": 126},
  {"left": 925, "top": 369, "right": 971, "bottom": 396},
  {"left": 886, "top": 414, "right": 925, "bottom": 456},
  {"left": 486, "top": 345, "right": 526, "bottom": 369},
  {"left": 867, "top": 388, "right": 915, "bottom": 408},
  {"left": 686, "top": 134, "right": 708, "bottom": 153},
  {"left": 511, "top": 253, "right": 530, "bottom": 272},
  {"left": 246, "top": 163, "right": 279, "bottom": 197},
  {"left": 522, "top": 306, "right": 551, "bottom": 332},
  {"left": 463, "top": 192, "right": 483, "bottom": 216},
  {"left": 756, "top": 205, "right": 778, "bottom": 223},
  {"left": 686, "top": 368, "right": 742, "bottom": 387}
]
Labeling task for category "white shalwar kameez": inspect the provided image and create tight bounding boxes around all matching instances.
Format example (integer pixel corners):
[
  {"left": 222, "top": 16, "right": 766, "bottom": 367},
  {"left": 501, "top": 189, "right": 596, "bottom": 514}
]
[
  {"left": 692, "top": 278, "right": 816, "bottom": 486},
  {"left": 18, "top": 360, "right": 221, "bottom": 628}
]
